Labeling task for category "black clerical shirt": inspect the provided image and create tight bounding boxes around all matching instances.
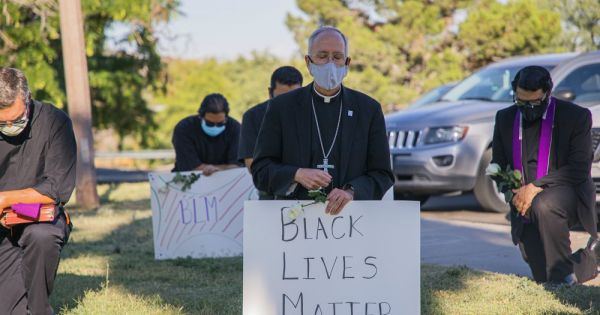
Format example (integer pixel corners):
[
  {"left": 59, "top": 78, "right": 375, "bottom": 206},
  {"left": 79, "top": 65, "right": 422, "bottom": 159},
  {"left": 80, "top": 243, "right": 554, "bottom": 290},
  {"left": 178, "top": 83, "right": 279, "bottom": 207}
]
[
  {"left": 0, "top": 100, "right": 76, "bottom": 204},
  {"left": 238, "top": 100, "right": 269, "bottom": 161},
  {"left": 172, "top": 115, "right": 241, "bottom": 172},
  {"left": 522, "top": 118, "right": 555, "bottom": 186},
  {"left": 310, "top": 87, "right": 343, "bottom": 193},
  {"left": 523, "top": 119, "right": 540, "bottom": 184}
]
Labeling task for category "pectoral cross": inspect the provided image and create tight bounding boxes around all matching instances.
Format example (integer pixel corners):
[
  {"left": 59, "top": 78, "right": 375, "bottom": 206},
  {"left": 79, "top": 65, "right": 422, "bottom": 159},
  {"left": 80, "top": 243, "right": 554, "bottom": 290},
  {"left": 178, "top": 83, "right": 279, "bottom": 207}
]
[{"left": 317, "top": 158, "right": 335, "bottom": 174}]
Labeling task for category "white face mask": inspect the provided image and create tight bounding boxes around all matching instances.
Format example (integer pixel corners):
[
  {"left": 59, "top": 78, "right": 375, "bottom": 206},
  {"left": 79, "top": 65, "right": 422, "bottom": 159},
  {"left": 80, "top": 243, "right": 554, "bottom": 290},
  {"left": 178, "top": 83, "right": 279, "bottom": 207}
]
[
  {"left": 309, "top": 61, "right": 348, "bottom": 90},
  {"left": 0, "top": 121, "right": 27, "bottom": 136},
  {"left": 0, "top": 104, "right": 29, "bottom": 137}
]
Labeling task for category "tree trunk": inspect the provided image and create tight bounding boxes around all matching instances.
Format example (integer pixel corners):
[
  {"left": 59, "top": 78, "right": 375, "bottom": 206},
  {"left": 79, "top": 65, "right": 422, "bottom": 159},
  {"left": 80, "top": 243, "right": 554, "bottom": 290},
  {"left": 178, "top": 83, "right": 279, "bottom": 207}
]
[{"left": 59, "top": 0, "right": 100, "bottom": 209}]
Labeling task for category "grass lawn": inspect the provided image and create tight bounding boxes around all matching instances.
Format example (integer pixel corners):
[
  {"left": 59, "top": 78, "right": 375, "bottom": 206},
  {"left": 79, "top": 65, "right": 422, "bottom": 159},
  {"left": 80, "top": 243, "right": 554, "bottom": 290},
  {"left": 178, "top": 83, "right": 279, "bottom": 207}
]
[{"left": 50, "top": 183, "right": 600, "bottom": 314}]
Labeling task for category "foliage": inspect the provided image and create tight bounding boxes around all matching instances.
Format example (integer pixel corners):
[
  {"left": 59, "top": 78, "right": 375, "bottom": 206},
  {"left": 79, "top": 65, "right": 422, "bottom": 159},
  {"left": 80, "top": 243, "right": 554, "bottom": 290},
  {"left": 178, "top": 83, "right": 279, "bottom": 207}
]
[
  {"left": 459, "top": 0, "right": 564, "bottom": 69},
  {"left": 0, "top": 0, "right": 180, "bottom": 149},
  {"left": 486, "top": 163, "right": 522, "bottom": 203},
  {"left": 550, "top": 0, "right": 600, "bottom": 51},
  {"left": 168, "top": 172, "right": 200, "bottom": 191},
  {"left": 286, "top": 0, "right": 564, "bottom": 111},
  {"left": 149, "top": 54, "right": 310, "bottom": 148}
]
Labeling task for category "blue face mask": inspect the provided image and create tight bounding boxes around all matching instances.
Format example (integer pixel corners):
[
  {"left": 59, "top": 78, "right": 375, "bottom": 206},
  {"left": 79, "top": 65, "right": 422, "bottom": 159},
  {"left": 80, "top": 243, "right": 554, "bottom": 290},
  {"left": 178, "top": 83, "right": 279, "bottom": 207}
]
[{"left": 201, "top": 119, "right": 226, "bottom": 137}]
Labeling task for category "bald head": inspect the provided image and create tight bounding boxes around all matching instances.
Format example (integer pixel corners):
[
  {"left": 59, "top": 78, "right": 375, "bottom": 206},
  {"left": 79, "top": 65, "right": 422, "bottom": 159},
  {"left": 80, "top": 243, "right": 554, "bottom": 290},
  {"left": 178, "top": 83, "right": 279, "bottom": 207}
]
[{"left": 307, "top": 26, "right": 348, "bottom": 57}]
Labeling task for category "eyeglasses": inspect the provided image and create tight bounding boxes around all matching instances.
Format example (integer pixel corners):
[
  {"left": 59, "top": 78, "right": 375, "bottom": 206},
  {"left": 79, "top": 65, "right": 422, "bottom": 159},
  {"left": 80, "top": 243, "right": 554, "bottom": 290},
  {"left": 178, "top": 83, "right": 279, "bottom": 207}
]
[
  {"left": 308, "top": 53, "right": 347, "bottom": 65},
  {"left": 0, "top": 103, "right": 29, "bottom": 127},
  {"left": 203, "top": 119, "right": 227, "bottom": 127},
  {"left": 514, "top": 95, "right": 546, "bottom": 107}
]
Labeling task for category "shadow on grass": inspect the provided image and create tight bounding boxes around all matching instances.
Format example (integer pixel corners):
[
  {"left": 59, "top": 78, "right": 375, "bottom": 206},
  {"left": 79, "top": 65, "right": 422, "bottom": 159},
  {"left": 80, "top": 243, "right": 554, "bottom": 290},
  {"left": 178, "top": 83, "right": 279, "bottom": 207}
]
[
  {"left": 421, "top": 265, "right": 471, "bottom": 314},
  {"left": 55, "top": 215, "right": 242, "bottom": 314},
  {"left": 50, "top": 273, "right": 104, "bottom": 312},
  {"left": 547, "top": 283, "right": 600, "bottom": 313}
]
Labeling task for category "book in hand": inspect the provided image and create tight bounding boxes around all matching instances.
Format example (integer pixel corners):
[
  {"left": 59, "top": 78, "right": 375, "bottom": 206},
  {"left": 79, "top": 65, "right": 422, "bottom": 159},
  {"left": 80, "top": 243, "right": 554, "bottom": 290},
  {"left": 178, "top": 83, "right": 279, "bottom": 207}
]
[{"left": 1, "top": 204, "right": 57, "bottom": 227}]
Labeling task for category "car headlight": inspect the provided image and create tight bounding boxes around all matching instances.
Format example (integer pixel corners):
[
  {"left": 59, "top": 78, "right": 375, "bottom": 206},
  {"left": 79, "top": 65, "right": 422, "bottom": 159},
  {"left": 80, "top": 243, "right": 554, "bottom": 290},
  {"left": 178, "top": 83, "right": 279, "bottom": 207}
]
[{"left": 423, "top": 126, "right": 469, "bottom": 145}]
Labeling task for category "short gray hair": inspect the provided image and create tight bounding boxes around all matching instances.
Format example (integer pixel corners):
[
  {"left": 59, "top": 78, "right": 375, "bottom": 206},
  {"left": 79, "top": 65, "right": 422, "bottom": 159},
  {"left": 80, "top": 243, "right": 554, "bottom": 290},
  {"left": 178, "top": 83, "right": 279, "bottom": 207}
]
[
  {"left": 0, "top": 67, "right": 31, "bottom": 109},
  {"left": 307, "top": 26, "right": 349, "bottom": 56}
]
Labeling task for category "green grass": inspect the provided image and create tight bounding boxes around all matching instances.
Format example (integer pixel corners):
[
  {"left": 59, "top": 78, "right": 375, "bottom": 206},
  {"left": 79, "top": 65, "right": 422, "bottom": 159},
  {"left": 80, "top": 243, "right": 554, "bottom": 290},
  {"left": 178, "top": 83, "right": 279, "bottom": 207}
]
[{"left": 50, "top": 183, "right": 600, "bottom": 314}]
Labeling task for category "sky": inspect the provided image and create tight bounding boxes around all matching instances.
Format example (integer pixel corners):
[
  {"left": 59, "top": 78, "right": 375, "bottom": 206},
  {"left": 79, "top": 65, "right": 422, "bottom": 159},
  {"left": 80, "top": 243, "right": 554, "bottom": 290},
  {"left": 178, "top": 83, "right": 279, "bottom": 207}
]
[{"left": 155, "top": 0, "right": 305, "bottom": 60}]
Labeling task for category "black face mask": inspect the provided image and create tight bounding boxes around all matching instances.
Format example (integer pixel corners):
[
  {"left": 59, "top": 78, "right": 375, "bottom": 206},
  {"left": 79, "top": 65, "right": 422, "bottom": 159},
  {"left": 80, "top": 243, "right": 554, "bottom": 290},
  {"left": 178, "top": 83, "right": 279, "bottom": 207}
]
[{"left": 517, "top": 96, "right": 549, "bottom": 122}]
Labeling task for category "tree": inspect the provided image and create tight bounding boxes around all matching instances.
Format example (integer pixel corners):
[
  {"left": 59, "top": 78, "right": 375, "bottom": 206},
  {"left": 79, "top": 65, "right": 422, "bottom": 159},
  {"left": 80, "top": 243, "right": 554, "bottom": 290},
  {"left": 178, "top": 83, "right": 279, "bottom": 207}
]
[
  {"left": 0, "top": 0, "right": 180, "bottom": 149},
  {"left": 149, "top": 53, "right": 308, "bottom": 149},
  {"left": 459, "top": 0, "right": 564, "bottom": 69},
  {"left": 548, "top": 0, "right": 600, "bottom": 51},
  {"left": 286, "top": 0, "right": 564, "bottom": 110}
]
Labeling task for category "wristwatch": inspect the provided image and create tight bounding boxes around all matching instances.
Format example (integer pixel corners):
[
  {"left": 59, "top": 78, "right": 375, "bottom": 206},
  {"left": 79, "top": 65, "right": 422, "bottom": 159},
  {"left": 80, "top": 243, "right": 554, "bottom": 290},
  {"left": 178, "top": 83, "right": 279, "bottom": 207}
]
[{"left": 343, "top": 184, "right": 355, "bottom": 198}]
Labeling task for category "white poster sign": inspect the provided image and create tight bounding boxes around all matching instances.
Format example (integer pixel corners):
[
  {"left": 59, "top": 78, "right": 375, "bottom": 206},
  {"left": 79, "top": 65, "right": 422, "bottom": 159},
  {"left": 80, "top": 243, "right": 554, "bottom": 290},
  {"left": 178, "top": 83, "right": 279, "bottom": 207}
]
[
  {"left": 243, "top": 200, "right": 420, "bottom": 315},
  {"left": 149, "top": 168, "right": 255, "bottom": 259}
]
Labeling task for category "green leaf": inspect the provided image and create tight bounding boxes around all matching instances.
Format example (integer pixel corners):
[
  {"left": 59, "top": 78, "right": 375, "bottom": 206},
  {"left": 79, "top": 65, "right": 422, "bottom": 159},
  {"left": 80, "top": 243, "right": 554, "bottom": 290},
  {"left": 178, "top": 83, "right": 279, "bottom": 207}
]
[{"left": 308, "top": 189, "right": 327, "bottom": 203}]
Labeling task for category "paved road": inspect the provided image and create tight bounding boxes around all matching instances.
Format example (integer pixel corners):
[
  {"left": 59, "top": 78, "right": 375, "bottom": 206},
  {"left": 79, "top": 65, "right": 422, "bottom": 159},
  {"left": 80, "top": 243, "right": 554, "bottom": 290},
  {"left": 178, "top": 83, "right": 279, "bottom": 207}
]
[
  {"left": 96, "top": 168, "right": 149, "bottom": 183},
  {"left": 420, "top": 193, "right": 599, "bottom": 285}
]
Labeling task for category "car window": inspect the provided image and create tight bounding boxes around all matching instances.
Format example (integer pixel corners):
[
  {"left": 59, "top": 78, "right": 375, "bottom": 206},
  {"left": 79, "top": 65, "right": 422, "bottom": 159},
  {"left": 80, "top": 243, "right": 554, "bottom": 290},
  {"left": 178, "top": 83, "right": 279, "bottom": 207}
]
[
  {"left": 409, "top": 84, "right": 455, "bottom": 108},
  {"left": 442, "top": 64, "right": 555, "bottom": 103},
  {"left": 554, "top": 63, "right": 600, "bottom": 103}
]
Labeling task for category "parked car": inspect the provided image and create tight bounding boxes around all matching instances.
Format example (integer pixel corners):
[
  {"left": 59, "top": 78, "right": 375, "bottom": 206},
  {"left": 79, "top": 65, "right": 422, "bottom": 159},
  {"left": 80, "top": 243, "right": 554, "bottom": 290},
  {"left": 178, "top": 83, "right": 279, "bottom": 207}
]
[
  {"left": 407, "top": 82, "right": 457, "bottom": 109},
  {"left": 385, "top": 51, "right": 600, "bottom": 213}
]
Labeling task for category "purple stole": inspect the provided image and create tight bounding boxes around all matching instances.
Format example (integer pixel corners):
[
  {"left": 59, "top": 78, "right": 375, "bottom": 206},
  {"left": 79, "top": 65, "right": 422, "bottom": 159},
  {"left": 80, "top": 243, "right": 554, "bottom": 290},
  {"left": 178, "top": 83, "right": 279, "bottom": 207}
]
[{"left": 512, "top": 97, "right": 556, "bottom": 182}]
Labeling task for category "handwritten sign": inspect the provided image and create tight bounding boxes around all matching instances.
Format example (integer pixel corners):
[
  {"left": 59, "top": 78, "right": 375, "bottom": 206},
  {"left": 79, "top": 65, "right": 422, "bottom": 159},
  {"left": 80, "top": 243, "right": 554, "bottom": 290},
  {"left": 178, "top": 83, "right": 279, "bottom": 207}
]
[
  {"left": 149, "top": 168, "right": 255, "bottom": 259},
  {"left": 243, "top": 201, "right": 420, "bottom": 315}
]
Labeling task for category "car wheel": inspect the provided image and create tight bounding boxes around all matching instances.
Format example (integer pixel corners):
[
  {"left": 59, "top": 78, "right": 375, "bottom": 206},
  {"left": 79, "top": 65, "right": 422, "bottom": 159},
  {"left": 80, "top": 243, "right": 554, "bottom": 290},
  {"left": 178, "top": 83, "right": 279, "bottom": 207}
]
[
  {"left": 474, "top": 148, "right": 510, "bottom": 213},
  {"left": 394, "top": 190, "right": 430, "bottom": 205}
]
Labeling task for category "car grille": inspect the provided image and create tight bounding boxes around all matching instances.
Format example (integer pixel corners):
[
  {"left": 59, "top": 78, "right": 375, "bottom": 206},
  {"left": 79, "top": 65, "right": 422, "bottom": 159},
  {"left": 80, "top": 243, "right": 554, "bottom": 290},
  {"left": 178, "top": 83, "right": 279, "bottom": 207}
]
[
  {"left": 388, "top": 130, "right": 422, "bottom": 149},
  {"left": 592, "top": 128, "right": 600, "bottom": 162}
]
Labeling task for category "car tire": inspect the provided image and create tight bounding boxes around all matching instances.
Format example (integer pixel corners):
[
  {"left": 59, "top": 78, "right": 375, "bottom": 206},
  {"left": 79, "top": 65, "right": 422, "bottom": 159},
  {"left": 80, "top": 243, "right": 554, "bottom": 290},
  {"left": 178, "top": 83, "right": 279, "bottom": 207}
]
[
  {"left": 394, "top": 190, "right": 429, "bottom": 205},
  {"left": 474, "top": 148, "right": 510, "bottom": 213}
]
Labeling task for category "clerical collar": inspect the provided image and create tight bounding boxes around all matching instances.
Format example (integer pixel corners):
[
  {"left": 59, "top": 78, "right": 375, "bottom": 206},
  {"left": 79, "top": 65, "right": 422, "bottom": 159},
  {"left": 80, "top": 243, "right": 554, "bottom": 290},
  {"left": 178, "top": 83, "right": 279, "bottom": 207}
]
[{"left": 313, "top": 84, "right": 341, "bottom": 103}]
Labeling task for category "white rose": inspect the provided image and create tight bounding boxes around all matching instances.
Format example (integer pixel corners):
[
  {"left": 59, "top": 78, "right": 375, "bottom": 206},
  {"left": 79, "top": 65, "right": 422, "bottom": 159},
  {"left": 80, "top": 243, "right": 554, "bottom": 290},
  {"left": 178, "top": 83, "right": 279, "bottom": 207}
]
[
  {"left": 158, "top": 185, "right": 170, "bottom": 194},
  {"left": 485, "top": 163, "right": 501, "bottom": 176},
  {"left": 288, "top": 203, "right": 304, "bottom": 220}
]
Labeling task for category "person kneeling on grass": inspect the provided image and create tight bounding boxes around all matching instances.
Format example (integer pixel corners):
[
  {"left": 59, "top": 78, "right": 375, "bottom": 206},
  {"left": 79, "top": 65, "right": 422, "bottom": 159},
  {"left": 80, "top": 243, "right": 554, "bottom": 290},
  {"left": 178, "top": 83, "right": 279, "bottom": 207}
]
[
  {"left": 491, "top": 66, "right": 599, "bottom": 286},
  {"left": 0, "top": 67, "right": 75, "bottom": 315}
]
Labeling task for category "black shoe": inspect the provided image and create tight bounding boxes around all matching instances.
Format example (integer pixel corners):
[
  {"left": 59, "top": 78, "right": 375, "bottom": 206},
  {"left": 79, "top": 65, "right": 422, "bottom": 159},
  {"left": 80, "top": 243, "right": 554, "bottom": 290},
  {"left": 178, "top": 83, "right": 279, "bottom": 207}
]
[{"left": 563, "top": 273, "right": 578, "bottom": 287}]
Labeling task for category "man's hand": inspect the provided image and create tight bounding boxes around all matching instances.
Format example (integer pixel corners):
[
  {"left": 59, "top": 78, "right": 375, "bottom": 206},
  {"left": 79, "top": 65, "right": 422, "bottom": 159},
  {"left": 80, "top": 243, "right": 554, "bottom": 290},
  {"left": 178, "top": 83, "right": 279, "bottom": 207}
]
[
  {"left": 512, "top": 183, "right": 543, "bottom": 216},
  {"left": 294, "top": 168, "right": 332, "bottom": 190},
  {"left": 325, "top": 188, "right": 353, "bottom": 215},
  {"left": 0, "top": 193, "right": 8, "bottom": 210},
  {"left": 0, "top": 194, "right": 8, "bottom": 228},
  {"left": 198, "top": 164, "right": 219, "bottom": 176}
]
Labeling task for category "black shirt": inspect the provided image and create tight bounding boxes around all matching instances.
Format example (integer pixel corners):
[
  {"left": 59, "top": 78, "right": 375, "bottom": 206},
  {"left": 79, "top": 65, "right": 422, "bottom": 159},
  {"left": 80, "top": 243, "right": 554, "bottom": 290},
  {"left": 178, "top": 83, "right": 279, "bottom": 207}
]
[
  {"left": 0, "top": 100, "right": 77, "bottom": 204},
  {"left": 523, "top": 119, "right": 541, "bottom": 184},
  {"left": 309, "top": 86, "right": 343, "bottom": 193},
  {"left": 523, "top": 117, "right": 556, "bottom": 186},
  {"left": 238, "top": 100, "right": 269, "bottom": 161},
  {"left": 172, "top": 115, "right": 241, "bottom": 172}
]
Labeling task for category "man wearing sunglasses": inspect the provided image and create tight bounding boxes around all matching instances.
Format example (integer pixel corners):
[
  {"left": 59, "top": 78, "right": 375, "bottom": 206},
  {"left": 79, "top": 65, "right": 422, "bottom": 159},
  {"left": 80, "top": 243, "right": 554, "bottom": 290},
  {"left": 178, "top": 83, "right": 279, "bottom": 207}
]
[
  {"left": 251, "top": 26, "right": 394, "bottom": 215},
  {"left": 491, "top": 66, "right": 599, "bottom": 285},
  {"left": 172, "top": 93, "right": 242, "bottom": 175},
  {"left": 0, "top": 68, "right": 76, "bottom": 314}
]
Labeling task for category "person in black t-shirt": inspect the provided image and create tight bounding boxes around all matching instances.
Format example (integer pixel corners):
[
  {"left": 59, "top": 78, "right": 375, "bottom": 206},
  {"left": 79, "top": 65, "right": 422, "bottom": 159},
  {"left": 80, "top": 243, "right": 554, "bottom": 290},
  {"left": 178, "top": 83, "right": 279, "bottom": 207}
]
[
  {"left": 238, "top": 66, "right": 303, "bottom": 170},
  {"left": 172, "top": 93, "right": 242, "bottom": 175}
]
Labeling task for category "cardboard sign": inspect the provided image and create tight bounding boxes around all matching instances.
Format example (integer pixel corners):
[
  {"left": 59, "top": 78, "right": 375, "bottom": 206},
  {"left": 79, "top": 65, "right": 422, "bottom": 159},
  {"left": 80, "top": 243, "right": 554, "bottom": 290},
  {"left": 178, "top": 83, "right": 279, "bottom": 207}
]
[
  {"left": 243, "top": 201, "right": 420, "bottom": 315},
  {"left": 149, "top": 168, "right": 255, "bottom": 259}
]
